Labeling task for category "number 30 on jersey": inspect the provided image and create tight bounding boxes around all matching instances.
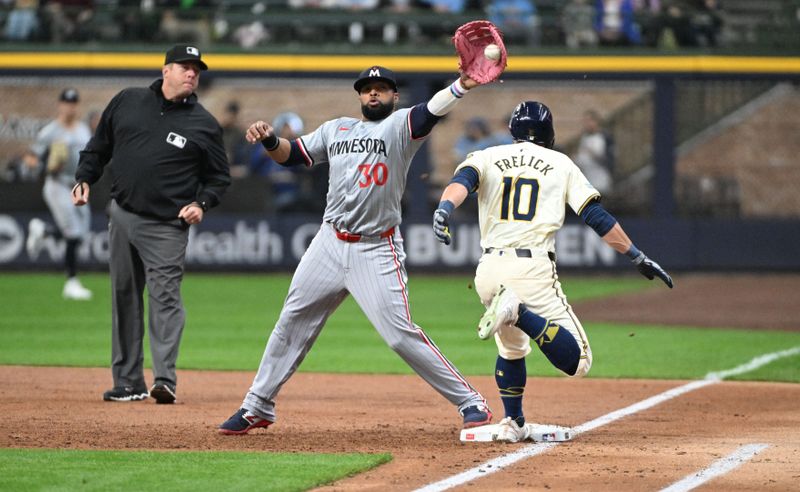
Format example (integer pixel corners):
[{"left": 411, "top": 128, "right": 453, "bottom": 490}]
[{"left": 358, "top": 162, "right": 388, "bottom": 188}]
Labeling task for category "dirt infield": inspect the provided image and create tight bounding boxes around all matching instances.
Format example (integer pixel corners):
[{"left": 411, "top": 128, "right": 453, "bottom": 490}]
[
  {"left": 2, "top": 274, "right": 799, "bottom": 490},
  {"left": 1, "top": 367, "right": 799, "bottom": 491}
]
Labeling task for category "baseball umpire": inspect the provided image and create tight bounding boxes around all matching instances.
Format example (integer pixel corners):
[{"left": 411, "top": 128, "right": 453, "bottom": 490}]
[
  {"left": 72, "top": 45, "right": 230, "bottom": 403},
  {"left": 433, "top": 101, "right": 673, "bottom": 442}
]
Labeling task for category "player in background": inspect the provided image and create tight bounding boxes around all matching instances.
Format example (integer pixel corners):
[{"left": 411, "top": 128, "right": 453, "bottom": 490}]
[
  {"left": 218, "top": 66, "right": 496, "bottom": 435},
  {"left": 26, "top": 88, "right": 93, "bottom": 300},
  {"left": 432, "top": 101, "right": 673, "bottom": 442}
]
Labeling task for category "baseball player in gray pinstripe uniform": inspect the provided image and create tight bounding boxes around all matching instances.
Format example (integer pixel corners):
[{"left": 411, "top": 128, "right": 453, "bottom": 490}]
[
  {"left": 219, "top": 66, "right": 499, "bottom": 435},
  {"left": 25, "top": 88, "right": 93, "bottom": 300}
]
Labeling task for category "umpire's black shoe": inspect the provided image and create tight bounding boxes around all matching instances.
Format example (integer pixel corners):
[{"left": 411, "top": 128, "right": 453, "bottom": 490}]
[
  {"left": 149, "top": 383, "right": 177, "bottom": 404},
  {"left": 103, "top": 386, "right": 149, "bottom": 402}
]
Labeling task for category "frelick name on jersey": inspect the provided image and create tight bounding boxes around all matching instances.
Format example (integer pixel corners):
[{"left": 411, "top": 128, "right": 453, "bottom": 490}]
[
  {"left": 328, "top": 138, "right": 388, "bottom": 157},
  {"left": 493, "top": 154, "right": 554, "bottom": 175}
]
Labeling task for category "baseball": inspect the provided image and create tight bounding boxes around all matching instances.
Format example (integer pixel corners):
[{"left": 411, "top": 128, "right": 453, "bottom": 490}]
[{"left": 484, "top": 44, "right": 501, "bottom": 61}]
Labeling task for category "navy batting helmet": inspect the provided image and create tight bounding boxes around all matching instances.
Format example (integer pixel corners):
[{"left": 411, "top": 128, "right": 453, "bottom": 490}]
[{"left": 508, "top": 101, "right": 555, "bottom": 149}]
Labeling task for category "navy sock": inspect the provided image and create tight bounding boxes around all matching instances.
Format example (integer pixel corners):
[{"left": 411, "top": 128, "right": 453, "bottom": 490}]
[
  {"left": 515, "top": 305, "right": 549, "bottom": 339},
  {"left": 495, "top": 356, "right": 526, "bottom": 425},
  {"left": 65, "top": 239, "right": 79, "bottom": 278},
  {"left": 516, "top": 306, "right": 581, "bottom": 376}
]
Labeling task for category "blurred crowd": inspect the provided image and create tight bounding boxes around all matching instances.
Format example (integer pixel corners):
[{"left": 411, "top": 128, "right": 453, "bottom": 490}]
[
  {"left": 451, "top": 108, "right": 616, "bottom": 196},
  {"left": 1, "top": 0, "right": 725, "bottom": 49},
  {"left": 220, "top": 101, "right": 327, "bottom": 213}
]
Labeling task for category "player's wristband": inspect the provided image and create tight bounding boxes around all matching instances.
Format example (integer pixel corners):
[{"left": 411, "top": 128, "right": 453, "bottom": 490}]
[
  {"left": 625, "top": 244, "right": 642, "bottom": 261},
  {"left": 451, "top": 78, "right": 468, "bottom": 98},
  {"left": 428, "top": 80, "right": 468, "bottom": 116},
  {"left": 262, "top": 134, "right": 280, "bottom": 151},
  {"left": 437, "top": 200, "right": 455, "bottom": 216}
]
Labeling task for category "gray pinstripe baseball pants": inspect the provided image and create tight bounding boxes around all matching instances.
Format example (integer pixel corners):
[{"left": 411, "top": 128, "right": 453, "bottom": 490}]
[{"left": 243, "top": 223, "right": 486, "bottom": 422}]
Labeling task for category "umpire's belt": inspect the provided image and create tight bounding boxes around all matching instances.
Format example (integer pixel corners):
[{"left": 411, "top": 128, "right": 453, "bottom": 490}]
[
  {"left": 483, "top": 247, "right": 556, "bottom": 261},
  {"left": 332, "top": 224, "right": 395, "bottom": 243}
]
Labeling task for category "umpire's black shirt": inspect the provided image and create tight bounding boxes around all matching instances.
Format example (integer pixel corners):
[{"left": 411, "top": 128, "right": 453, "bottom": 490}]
[{"left": 76, "top": 79, "right": 230, "bottom": 221}]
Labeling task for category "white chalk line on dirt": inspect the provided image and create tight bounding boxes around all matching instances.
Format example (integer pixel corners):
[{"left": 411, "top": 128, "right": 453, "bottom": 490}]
[
  {"left": 414, "top": 345, "right": 800, "bottom": 492},
  {"left": 659, "top": 443, "right": 770, "bottom": 492}
]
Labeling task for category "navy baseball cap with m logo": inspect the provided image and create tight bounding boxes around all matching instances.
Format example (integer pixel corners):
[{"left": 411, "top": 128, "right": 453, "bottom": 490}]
[
  {"left": 354, "top": 66, "right": 397, "bottom": 92},
  {"left": 165, "top": 44, "right": 208, "bottom": 71}
]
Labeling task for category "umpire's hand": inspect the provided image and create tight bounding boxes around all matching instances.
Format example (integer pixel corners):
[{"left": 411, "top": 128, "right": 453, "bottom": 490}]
[
  {"left": 179, "top": 202, "right": 204, "bottom": 225},
  {"left": 246, "top": 121, "right": 275, "bottom": 144},
  {"left": 631, "top": 251, "right": 673, "bottom": 288},
  {"left": 71, "top": 182, "right": 90, "bottom": 206}
]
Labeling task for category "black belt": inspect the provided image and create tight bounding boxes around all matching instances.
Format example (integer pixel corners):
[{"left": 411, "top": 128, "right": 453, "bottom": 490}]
[{"left": 483, "top": 248, "right": 556, "bottom": 261}]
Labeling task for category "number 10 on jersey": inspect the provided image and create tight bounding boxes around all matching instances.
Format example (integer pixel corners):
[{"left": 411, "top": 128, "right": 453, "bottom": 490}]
[{"left": 500, "top": 176, "right": 540, "bottom": 221}]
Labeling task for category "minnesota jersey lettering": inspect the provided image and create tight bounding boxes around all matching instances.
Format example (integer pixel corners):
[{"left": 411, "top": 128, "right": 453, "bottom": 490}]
[{"left": 328, "top": 137, "right": 388, "bottom": 157}]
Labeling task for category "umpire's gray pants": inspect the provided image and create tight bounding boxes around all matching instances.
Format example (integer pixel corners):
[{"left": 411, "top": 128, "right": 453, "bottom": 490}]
[{"left": 108, "top": 200, "right": 189, "bottom": 390}]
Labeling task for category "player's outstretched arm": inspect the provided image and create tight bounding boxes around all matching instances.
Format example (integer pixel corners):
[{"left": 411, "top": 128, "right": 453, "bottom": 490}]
[
  {"left": 580, "top": 201, "right": 672, "bottom": 288},
  {"left": 246, "top": 120, "right": 291, "bottom": 163},
  {"left": 601, "top": 223, "right": 673, "bottom": 288},
  {"left": 409, "top": 75, "right": 476, "bottom": 140}
]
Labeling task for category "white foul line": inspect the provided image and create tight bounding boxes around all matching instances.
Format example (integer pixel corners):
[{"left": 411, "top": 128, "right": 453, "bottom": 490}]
[
  {"left": 414, "top": 346, "right": 800, "bottom": 492},
  {"left": 659, "top": 443, "right": 770, "bottom": 492}
]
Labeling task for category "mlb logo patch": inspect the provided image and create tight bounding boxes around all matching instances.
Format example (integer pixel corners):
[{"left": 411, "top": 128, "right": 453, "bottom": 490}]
[
  {"left": 186, "top": 46, "right": 199, "bottom": 56},
  {"left": 166, "top": 132, "right": 187, "bottom": 149}
]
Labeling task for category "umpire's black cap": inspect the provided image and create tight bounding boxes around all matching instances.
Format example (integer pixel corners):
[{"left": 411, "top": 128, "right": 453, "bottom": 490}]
[
  {"left": 354, "top": 66, "right": 397, "bottom": 93},
  {"left": 59, "top": 88, "right": 79, "bottom": 103},
  {"left": 164, "top": 44, "right": 208, "bottom": 71}
]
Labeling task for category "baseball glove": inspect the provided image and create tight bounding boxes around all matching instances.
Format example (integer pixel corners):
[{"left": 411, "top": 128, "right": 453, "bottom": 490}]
[
  {"left": 46, "top": 141, "right": 68, "bottom": 174},
  {"left": 453, "top": 20, "right": 507, "bottom": 84}
]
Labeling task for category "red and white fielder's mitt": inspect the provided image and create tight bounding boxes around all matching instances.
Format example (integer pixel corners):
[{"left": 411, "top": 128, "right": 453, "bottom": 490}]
[{"left": 453, "top": 20, "right": 507, "bottom": 84}]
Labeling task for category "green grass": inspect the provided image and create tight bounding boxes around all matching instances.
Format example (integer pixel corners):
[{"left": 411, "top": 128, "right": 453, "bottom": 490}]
[
  {"left": 1, "top": 273, "right": 798, "bottom": 382},
  {"left": 0, "top": 448, "right": 391, "bottom": 492}
]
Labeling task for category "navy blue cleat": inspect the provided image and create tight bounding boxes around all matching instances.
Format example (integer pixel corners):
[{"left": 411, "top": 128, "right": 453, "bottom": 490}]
[
  {"left": 218, "top": 408, "right": 273, "bottom": 435},
  {"left": 461, "top": 404, "right": 493, "bottom": 429}
]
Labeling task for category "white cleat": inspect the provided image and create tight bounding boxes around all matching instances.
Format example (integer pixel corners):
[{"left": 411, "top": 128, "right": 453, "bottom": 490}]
[
  {"left": 26, "top": 218, "right": 46, "bottom": 258},
  {"left": 63, "top": 277, "right": 92, "bottom": 301},
  {"left": 494, "top": 417, "right": 531, "bottom": 443},
  {"left": 477, "top": 285, "right": 521, "bottom": 340}
]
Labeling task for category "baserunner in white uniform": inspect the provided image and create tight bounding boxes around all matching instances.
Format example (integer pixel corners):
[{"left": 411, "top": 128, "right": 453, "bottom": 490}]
[
  {"left": 433, "top": 101, "right": 673, "bottom": 443},
  {"left": 219, "top": 66, "right": 499, "bottom": 435}
]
